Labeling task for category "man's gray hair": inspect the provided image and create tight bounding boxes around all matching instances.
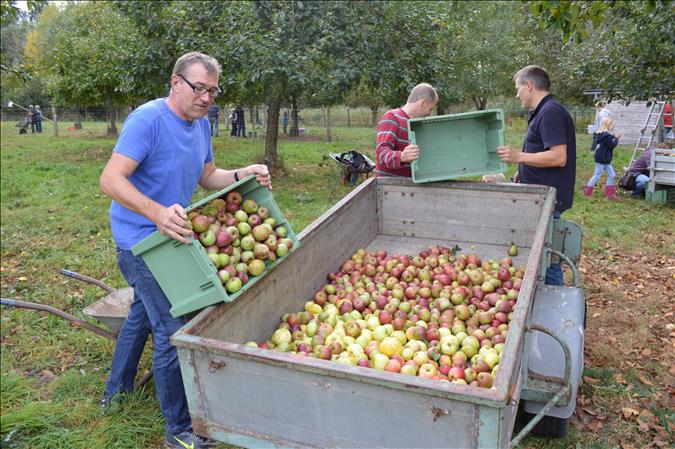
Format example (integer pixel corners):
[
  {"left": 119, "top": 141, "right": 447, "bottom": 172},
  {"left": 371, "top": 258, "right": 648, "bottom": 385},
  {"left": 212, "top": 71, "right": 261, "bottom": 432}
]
[
  {"left": 513, "top": 65, "right": 551, "bottom": 92},
  {"left": 172, "top": 52, "right": 222, "bottom": 77},
  {"left": 407, "top": 83, "right": 438, "bottom": 104}
]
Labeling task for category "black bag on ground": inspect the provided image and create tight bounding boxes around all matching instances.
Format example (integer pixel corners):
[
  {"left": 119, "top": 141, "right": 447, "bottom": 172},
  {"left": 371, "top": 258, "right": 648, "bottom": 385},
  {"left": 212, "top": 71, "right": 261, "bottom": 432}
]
[{"left": 618, "top": 173, "right": 636, "bottom": 191}]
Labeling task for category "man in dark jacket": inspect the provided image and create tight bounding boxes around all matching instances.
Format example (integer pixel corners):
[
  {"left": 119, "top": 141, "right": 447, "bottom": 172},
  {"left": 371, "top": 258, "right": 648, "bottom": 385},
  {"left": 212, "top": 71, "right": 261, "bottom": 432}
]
[
  {"left": 235, "top": 105, "right": 245, "bottom": 137},
  {"left": 496, "top": 65, "right": 576, "bottom": 286},
  {"left": 208, "top": 103, "right": 219, "bottom": 137}
]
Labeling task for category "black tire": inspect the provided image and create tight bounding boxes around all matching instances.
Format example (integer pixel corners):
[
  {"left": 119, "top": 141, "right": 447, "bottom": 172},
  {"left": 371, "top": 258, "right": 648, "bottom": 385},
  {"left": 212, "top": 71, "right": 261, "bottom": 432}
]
[{"left": 523, "top": 412, "right": 570, "bottom": 438}]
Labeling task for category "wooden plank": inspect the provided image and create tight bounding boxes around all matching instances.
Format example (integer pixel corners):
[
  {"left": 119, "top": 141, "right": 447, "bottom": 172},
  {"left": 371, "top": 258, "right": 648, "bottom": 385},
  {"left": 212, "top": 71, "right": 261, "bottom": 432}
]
[{"left": 378, "top": 184, "right": 543, "bottom": 247}]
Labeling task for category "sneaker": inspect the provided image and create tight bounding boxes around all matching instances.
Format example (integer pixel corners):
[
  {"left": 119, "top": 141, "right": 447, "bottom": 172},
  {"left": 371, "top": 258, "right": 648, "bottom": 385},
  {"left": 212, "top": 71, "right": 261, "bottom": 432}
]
[
  {"left": 99, "top": 393, "right": 125, "bottom": 410},
  {"left": 164, "top": 431, "right": 214, "bottom": 449}
]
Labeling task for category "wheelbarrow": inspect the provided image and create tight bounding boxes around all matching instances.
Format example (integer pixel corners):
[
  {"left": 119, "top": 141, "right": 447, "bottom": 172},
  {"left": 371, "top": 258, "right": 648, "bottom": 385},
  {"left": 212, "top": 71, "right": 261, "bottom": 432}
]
[
  {"left": 0, "top": 269, "right": 152, "bottom": 387},
  {"left": 328, "top": 150, "right": 376, "bottom": 185},
  {"left": 15, "top": 116, "right": 30, "bottom": 135}
]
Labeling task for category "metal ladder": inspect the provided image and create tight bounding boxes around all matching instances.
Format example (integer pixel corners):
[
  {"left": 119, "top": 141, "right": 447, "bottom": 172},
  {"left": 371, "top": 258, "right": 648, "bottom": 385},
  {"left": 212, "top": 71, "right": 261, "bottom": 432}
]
[{"left": 626, "top": 100, "right": 667, "bottom": 170}]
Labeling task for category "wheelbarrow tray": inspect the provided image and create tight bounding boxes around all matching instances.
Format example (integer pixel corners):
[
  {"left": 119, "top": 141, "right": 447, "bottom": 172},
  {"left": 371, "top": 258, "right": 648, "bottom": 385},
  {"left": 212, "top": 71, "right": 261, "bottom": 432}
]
[{"left": 82, "top": 287, "right": 133, "bottom": 334}]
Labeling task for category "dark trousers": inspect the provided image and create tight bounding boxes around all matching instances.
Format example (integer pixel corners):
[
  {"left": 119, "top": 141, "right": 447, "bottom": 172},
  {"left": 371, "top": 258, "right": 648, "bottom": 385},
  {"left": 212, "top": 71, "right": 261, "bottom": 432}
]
[
  {"left": 31, "top": 121, "right": 36, "bottom": 133},
  {"left": 36, "top": 120, "right": 42, "bottom": 133},
  {"left": 545, "top": 211, "right": 564, "bottom": 286},
  {"left": 237, "top": 123, "right": 246, "bottom": 137},
  {"left": 230, "top": 124, "right": 237, "bottom": 136}
]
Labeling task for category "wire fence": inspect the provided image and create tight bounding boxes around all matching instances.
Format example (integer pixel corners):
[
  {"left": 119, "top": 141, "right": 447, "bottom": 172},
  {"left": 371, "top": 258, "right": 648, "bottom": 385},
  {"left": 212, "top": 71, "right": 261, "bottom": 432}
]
[{"left": 1, "top": 103, "right": 596, "bottom": 131}]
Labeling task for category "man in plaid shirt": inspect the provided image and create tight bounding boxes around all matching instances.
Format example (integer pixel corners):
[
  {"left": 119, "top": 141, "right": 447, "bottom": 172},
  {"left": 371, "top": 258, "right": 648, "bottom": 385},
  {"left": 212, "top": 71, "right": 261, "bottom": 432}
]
[{"left": 375, "top": 83, "right": 438, "bottom": 177}]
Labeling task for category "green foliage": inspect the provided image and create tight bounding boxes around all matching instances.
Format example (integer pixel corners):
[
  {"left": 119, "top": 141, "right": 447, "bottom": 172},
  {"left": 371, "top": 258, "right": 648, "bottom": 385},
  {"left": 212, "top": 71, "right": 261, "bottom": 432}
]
[
  {"left": 528, "top": 0, "right": 675, "bottom": 101},
  {"left": 0, "top": 11, "right": 32, "bottom": 88},
  {"left": 355, "top": 1, "right": 441, "bottom": 107},
  {"left": 1, "top": 0, "right": 46, "bottom": 26},
  {"left": 41, "top": 2, "right": 139, "bottom": 109},
  {"left": 433, "top": 1, "right": 538, "bottom": 110},
  {"left": 113, "top": 0, "right": 200, "bottom": 101}
]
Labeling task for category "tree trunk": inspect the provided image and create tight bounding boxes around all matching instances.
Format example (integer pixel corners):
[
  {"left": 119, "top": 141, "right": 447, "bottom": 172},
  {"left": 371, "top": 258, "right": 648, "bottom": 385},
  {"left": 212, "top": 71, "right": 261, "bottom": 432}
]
[
  {"left": 249, "top": 106, "right": 255, "bottom": 135},
  {"left": 52, "top": 104, "right": 58, "bottom": 137},
  {"left": 347, "top": 107, "right": 351, "bottom": 127},
  {"left": 290, "top": 96, "right": 300, "bottom": 137},
  {"left": 264, "top": 93, "right": 282, "bottom": 169},
  {"left": 326, "top": 107, "right": 332, "bottom": 143},
  {"left": 371, "top": 106, "right": 378, "bottom": 126},
  {"left": 107, "top": 106, "right": 118, "bottom": 137},
  {"left": 74, "top": 107, "right": 83, "bottom": 129},
  {"left": 472, "top": 96, "right": 487, "bottom": 111}
]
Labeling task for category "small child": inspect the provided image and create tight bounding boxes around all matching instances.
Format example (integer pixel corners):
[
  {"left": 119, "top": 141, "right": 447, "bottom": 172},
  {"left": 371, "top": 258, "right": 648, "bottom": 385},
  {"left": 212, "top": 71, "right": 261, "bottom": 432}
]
[{"left": 584, "top": 117, "right": 621, "bottom": 199}]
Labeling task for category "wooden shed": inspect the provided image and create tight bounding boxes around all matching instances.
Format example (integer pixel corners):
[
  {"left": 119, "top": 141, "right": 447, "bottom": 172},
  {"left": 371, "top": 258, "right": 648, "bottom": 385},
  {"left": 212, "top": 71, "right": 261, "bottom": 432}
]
[{"left": 602, "top": 101, "right": 666, "bottom": 146}]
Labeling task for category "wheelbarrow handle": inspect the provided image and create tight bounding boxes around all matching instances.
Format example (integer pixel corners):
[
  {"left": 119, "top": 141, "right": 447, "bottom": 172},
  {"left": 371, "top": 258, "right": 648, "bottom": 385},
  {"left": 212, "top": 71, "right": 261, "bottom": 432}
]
[
  {"left": 59, "top": 269, "right": 115, "bottom": 293},
  {"left": 1, "top": 297, "right": 117, "bottom": 340}
]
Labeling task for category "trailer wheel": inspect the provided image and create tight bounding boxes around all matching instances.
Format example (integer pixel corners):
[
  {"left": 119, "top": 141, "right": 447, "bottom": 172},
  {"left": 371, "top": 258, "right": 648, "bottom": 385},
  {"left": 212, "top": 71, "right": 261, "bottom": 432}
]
[{"left": 524, "top": 412, "right": 569, "bottom": 438}]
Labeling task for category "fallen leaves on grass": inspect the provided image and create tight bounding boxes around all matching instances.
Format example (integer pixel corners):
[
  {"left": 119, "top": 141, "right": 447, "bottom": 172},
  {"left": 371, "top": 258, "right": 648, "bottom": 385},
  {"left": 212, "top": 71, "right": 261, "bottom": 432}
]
[
  {"left": 621, "top": 407, "right": 640, "bottom": 419},
  {"left": 577, "top": 240, "right": 675, "bottom": 447}
]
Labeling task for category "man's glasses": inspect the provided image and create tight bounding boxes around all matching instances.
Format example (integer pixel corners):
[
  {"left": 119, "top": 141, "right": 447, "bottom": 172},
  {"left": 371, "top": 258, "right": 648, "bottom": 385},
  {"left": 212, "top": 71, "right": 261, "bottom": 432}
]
[{"left": 178, "top": 74, "right": 221, "bottom": 98}]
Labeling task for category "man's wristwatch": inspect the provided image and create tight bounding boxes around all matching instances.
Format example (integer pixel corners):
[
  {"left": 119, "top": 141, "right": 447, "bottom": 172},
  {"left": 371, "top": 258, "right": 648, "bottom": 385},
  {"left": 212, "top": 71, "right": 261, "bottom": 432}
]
[{"left": 234, "top": 170, "right": 240, "bottom": 182}]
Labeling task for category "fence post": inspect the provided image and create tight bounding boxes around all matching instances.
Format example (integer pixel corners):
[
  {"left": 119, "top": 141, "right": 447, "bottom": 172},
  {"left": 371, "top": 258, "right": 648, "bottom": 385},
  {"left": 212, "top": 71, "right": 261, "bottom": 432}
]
[{"left": 52, "top": 105, "right": 58, "bottom": 137}]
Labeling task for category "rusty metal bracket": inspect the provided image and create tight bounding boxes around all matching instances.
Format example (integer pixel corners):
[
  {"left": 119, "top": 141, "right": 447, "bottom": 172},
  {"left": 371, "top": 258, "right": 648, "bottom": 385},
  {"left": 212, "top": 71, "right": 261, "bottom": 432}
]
[
  {"left": 431, "top": 406, "right": 449, "bottom": 422},
  {"left": 208, "top": 359, "right": 226, "bottom": 373}
]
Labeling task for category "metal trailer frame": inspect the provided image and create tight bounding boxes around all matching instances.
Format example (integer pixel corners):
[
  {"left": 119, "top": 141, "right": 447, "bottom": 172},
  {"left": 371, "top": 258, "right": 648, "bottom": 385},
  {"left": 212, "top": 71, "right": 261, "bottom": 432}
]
[{"left": 171, "top": 178, "right": 575, "bottom": 449}]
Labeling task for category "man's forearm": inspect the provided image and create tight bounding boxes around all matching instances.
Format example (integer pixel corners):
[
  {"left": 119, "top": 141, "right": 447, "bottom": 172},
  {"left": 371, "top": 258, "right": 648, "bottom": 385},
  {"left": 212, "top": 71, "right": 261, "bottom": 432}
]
[
  {"left": 199, "top": 168, "right": 236, "bottom": 191},
  {"left": 518, "top": 145, "right": 567, "bottom": 168}
]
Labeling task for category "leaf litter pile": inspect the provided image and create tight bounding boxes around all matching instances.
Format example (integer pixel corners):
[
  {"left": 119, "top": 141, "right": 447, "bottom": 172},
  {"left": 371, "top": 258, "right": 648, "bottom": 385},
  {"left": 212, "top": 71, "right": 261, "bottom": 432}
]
[{"left": 573, "top": 233, "right": 674, "bottom": 448}]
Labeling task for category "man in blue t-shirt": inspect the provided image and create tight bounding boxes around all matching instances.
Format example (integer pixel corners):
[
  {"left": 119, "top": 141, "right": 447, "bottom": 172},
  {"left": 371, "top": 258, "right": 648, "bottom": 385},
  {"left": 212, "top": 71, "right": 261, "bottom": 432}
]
[
  {"left": 496, "top": 65, "right": 576, "bottom": 286},
  {"left": 99, "top": 52, "right": 270, "bottom": 449}
]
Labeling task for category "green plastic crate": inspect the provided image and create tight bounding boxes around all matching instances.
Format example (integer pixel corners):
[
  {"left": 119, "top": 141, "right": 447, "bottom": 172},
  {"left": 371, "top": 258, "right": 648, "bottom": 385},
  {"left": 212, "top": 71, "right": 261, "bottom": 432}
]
[
  {"left": 131, "top": 176, "right": 299, "bottom": 317},
  {"left": 646, "top": 187, "right": 675, "bottom": 204},
  {"left": 409, "top": 109, "right": 506, "bottom": 183}
]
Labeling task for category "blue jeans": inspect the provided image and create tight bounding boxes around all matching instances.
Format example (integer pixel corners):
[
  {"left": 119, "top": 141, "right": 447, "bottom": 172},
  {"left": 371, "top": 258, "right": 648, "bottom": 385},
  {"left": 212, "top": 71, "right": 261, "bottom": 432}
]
[
  {"left": 546, "top": 211, "right": 564, "bottom": 286},
  {"left": 210, "top": 118, "right": 218, "bottom": 137},
  {"left": 634, "top": 174, "right": 650, "bottom": 195},
  {"left": 588, "top": 163, "right": 615, "bottom": 187},
  {"left": 105, "top": 249, "right": 191, "bottom": 437}
]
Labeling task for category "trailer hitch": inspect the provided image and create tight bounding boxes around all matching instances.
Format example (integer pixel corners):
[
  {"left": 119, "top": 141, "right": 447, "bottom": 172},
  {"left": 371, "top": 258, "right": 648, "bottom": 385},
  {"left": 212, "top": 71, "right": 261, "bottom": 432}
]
[{"left": 508, "top": 323, "right": 572, "bottom": 449}]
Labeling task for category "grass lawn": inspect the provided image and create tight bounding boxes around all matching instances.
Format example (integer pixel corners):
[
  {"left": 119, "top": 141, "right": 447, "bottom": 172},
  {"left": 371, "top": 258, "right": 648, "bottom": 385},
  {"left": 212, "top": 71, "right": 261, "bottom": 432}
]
[{"left": 1, "top": 120, "right": 673, "bottom": 448}]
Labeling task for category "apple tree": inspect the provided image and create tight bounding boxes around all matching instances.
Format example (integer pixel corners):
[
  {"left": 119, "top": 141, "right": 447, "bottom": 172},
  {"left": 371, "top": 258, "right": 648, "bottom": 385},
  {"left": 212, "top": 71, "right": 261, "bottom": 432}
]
[
  {"left": 355, "top": 1, "right": 441, "bottom": 110},
  {"left": 40, "top": 1, "right": 140, "bottom": 136},
  {"left": 187, "top": 1, "right": 374, "bottom": 167},
  {"left": 528, "top": 0, "right": 675, "bottom": 101},
  {"left": 432, "top": 1, "right": 538, "bottom": 110}
]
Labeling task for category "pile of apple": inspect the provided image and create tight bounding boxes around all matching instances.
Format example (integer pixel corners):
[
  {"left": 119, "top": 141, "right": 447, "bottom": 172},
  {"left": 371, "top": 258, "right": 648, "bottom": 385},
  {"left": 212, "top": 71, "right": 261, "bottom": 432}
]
[
  {"left": 186, "top": 191, "right": 294, "bottom": 294},
  {"left": 249, "top": 245, "right": 524, "bottom": 389}
]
